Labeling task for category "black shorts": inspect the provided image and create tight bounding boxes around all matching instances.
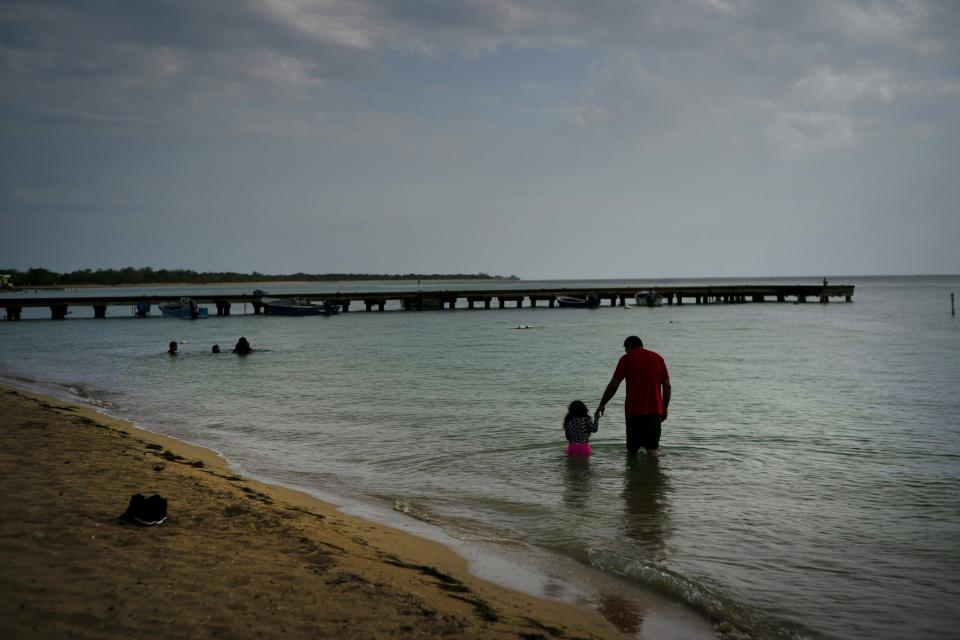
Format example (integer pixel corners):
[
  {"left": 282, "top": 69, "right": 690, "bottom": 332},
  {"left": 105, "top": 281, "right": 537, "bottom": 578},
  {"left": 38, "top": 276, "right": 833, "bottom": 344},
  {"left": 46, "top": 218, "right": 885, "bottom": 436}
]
[{"left": 625, "top": 414, "right": 662, "bottom": 453}]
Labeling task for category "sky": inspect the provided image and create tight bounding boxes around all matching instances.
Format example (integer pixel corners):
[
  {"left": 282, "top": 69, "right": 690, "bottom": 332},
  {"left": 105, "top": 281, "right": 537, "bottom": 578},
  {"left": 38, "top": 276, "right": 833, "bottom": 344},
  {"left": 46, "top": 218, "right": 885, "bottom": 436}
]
[{"left": 1, "top": 0, "right": 958, "bottom": 279}]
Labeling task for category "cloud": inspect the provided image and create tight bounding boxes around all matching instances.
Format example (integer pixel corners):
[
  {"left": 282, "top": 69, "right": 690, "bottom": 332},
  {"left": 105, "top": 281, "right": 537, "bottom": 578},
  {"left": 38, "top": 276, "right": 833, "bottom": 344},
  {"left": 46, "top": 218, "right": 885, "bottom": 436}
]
[
  {"left": 767, "top": 110, "right": 856, "bottom": 154},
  {"left": 5, "top": 183, "right": 151, "bottom": 217},
  {"left": 548, "top": 2, "right": 958, "bottom": 153},
  {"left": 793, "top": 65, "right": 898, "bottom": 107},
  {"left": 252, "top": 0, "right": 378, "bottom": 50},
  {"left": 830, "top": 0, "right": 930, "bottom": 47},
  {"left": 0, "top": 0, "right": 956, "bottom": 147},
  {"left": 564, "top": 105, "right": 608, "bottom": 131},
  {"left": 759, "top": 64, "right": 895, "bottom": 153},
  {"left": 0, "top": 1, "right": 374, "bottom": 134}
]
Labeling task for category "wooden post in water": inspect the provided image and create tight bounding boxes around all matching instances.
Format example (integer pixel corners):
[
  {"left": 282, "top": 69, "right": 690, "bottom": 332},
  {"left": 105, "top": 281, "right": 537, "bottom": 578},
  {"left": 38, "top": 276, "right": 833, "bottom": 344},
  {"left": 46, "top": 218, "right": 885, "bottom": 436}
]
[{"left": 952, "top": 292, "right": 955, "bottom": 316}]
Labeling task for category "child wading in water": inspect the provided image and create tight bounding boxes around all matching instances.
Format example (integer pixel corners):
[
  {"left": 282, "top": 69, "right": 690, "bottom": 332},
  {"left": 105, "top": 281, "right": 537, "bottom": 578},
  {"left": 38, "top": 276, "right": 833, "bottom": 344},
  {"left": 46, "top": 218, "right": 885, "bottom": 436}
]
[{"left": 564, "top": 400, "right": 598, "bottom": 456}]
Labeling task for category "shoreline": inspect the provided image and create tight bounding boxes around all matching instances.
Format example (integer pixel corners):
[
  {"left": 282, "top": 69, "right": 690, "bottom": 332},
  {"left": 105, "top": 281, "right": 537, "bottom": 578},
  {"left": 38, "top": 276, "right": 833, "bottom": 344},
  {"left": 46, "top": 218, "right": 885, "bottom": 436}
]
[{"left": 0, "top": 384, "right": 715, "bottom": 639}]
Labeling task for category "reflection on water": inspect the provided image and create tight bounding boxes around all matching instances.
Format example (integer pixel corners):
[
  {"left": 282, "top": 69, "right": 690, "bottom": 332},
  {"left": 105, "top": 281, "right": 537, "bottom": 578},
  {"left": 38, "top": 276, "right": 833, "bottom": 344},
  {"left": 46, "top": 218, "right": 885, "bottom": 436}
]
[
  {"left": 562, "top": 455, "right": 594, "bottom": 511},
  {"left": 622, "top": 455, "right": 670, "bottom": 560},
  {"left": 597, "top": 593, "right": 645, "bottom": 635}
]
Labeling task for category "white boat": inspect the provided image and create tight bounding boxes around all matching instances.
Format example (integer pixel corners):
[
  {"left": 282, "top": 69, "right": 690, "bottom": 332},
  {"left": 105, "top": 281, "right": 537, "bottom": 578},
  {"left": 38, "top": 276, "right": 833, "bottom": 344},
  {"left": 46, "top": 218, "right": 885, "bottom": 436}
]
[
  {"left": 159, "top": 297, "right": 208, "bottom": 319},
  {"left": 635, "top": 290, "right": 664, "bottom": 307},
  {"left": 256, "top": 291, "right": 339, "bottom": 316},
  {"left": 261, "top": 296, "right": 339, "bottom": 316}
]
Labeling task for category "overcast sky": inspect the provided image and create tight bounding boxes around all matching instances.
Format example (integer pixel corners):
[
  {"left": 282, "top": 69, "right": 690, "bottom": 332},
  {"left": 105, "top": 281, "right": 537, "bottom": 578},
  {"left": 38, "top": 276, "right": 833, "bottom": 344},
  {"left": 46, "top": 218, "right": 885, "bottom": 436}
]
[{"left": 1, "top": 1, "right": 958, "bottom": 278}]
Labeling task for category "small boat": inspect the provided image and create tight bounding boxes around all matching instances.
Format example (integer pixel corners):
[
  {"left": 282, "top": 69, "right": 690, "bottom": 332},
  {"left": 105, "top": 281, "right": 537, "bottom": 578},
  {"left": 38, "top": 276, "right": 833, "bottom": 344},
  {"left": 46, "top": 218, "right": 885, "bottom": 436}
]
[
  {"left": 159, "top": 297, "right": 208, "bottom": 319},
  {"left": 556, "top": 293, "right": 600, "bottom": 308},
  {"left": 635, "top": 290, "right": 664, "bottom": 307},
  {"left": 261, "top": 296, "right": 340, "bottom": 316}
]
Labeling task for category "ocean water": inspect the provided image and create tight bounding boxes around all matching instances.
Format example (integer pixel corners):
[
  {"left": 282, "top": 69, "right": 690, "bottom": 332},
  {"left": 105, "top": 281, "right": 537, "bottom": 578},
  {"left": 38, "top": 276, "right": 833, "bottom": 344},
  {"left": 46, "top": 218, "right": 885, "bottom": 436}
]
[{"left": 2, "top": 276, "right": 958, "bottom": 639}]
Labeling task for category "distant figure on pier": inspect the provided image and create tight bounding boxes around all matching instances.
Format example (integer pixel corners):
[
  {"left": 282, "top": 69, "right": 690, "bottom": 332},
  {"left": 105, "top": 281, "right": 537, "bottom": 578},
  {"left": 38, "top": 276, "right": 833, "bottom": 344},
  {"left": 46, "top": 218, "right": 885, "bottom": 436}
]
[
  {"left": 823, "top": 278, "right": 829, "bottom": 287},
  {"left": 168, "top": 341, "right": 178, "bottom": 355},
  {"left": 233, "top": 337, "right": 252, "bottom": 355},
  {"left": 596, "top": 336, "right": 671, "bottom": 457},
  {"left": 211, "top": 344, "right": 221, "bottom": 354},
  {"left": 564, "top": 400, "right": 598, "bottom": 457}
]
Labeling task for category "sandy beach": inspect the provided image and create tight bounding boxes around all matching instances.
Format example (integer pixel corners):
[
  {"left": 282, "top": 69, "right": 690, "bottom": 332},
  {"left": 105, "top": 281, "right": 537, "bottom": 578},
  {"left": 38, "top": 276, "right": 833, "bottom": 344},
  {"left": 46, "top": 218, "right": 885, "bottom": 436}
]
[{"left": 0, "top": 385, "right": 629, "bottom": 639}]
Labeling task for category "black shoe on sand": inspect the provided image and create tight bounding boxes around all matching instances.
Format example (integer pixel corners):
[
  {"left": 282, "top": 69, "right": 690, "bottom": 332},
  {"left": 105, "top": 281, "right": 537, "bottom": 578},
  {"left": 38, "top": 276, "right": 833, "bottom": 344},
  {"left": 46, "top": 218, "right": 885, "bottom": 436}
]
[{"left": 119, "top": 493, "right": 168, "bottom": 526}]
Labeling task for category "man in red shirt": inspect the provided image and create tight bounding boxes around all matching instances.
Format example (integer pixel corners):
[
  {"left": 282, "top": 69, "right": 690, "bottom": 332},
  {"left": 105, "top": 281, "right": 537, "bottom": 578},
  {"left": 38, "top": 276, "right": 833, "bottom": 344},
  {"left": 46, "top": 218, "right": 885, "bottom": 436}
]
[{"left": 595, "top": 335, "right": 671, "bottom": 456}]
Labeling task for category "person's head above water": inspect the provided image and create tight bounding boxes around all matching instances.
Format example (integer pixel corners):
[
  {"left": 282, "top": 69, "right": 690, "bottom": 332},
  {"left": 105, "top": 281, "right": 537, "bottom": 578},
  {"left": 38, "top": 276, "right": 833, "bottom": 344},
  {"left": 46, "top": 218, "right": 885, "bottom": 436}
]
[
  {"left": 623, "top": 335, "right": 643, "bottom": 351},
  {"left": 567, "top": 400, "right": 589, "bottom": 417},
  {"left": 212, "top": 344, "right": 220, "bottom": 353},
  {"left": 168, "top": 341, "right": 178, "bottom": 354}
]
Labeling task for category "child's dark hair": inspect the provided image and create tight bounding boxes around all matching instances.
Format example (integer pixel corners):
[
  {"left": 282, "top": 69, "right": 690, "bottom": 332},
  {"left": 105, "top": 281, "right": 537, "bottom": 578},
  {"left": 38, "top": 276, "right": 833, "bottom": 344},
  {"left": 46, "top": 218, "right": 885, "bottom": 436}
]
[{"left": 567, "top": 400, "right": 589, "bottom": 417}]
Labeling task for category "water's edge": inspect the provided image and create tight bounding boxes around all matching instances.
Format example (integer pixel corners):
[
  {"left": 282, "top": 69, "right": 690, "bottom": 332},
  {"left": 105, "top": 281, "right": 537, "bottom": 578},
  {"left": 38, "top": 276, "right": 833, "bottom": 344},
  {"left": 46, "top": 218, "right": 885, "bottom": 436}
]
[{"left": 0, "top": 377, "right": 720, "bottom": 640}]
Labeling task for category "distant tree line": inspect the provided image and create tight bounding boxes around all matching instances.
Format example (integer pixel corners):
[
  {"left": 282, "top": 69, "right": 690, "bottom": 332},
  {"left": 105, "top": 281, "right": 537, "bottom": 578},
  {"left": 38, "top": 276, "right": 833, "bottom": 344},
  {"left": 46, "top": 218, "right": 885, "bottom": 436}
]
[{"left": 0, "top": 267, "right": 518, "bottom": 287}]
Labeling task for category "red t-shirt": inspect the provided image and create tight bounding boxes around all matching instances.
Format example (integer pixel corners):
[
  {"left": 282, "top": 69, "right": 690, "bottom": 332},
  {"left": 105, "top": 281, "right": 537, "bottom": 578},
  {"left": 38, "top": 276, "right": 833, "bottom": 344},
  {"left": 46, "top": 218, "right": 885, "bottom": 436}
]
[{"left": 612, "top": 348, "right": 669, "bottom": 416}]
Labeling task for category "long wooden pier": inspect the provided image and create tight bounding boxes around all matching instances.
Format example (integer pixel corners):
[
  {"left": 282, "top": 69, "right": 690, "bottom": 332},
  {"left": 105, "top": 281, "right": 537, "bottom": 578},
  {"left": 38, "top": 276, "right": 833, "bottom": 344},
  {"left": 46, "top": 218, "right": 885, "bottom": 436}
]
[{"left": 1, "top": 284, "right": 854, "bottom": 319}]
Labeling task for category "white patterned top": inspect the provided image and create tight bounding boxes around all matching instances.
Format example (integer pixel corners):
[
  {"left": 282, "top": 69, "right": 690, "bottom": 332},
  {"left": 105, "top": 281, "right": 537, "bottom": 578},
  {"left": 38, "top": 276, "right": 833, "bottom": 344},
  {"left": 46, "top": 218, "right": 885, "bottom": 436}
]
[{"left": 563, "top": 415, "right": 597, "bottom": 444}]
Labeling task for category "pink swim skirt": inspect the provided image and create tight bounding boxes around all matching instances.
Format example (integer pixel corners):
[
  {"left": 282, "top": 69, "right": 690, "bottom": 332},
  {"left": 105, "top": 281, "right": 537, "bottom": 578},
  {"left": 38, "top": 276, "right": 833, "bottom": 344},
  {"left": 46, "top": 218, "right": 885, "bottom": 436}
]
[{"left": 566, "top": 442, "right": 592, "bottom": 456}]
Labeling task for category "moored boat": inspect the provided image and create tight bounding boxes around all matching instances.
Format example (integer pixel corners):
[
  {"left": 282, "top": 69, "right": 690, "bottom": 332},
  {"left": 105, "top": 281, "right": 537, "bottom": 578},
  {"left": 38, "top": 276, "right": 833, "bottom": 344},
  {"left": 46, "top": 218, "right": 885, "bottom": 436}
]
[
  {"left": 260, "top": 296, "right": 340, "bottom": 316},
  {"left": 635, "top": 290, "right": 664, "bottom": 307},
  {"left": 159, "top": 297, "right": 208, "bottom": 319},
  {"left": 556, "top": 293, "right": 600, "bottom": 308}
]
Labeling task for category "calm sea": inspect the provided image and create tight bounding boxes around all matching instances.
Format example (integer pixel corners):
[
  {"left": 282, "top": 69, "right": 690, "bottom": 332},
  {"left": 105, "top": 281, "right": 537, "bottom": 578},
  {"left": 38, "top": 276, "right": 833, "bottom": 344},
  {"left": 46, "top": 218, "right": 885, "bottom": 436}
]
[{"left": 2, "top": 276, "right": 958, "bottom": 639}]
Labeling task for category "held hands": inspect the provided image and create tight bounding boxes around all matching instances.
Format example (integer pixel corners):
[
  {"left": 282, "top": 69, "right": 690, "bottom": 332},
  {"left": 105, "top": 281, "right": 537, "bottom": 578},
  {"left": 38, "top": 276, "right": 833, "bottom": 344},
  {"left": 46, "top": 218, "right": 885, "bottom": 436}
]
[{"left": 595, "top": 404, "right": 668, "bottom": 421}]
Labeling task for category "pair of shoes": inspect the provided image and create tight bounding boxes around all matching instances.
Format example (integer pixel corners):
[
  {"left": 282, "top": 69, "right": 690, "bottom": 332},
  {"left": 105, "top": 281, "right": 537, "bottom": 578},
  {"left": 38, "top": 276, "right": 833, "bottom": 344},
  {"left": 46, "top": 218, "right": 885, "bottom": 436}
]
[{"left": 119, "top": 493, "right": 168, "bottom": 526}]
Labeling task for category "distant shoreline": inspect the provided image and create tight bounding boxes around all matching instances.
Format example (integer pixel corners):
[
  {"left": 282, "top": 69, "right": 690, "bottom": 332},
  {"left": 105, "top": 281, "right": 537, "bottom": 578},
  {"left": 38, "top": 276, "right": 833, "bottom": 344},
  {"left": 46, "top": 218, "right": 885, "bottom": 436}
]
[
  {"left": 13, "top": 277, "right": 521, "bottom": 291},
  {"left": 0, "top": 268, "right": 520, "bottom": 289}
]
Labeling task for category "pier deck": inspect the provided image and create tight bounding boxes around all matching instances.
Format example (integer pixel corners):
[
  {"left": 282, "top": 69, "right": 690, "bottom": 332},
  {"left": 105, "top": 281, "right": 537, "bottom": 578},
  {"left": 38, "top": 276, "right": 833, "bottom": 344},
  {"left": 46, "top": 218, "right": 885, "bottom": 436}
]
[{"left": 2, "top": 284, "right": 854, "bottom": 320}]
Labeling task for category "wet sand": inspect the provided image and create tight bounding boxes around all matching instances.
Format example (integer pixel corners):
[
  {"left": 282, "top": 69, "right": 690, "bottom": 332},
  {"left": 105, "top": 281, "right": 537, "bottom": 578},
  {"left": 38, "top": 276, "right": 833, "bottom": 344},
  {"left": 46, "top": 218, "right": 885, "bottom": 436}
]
[{"left": 0, "top": 385, "right": 627, "bottom": 639}]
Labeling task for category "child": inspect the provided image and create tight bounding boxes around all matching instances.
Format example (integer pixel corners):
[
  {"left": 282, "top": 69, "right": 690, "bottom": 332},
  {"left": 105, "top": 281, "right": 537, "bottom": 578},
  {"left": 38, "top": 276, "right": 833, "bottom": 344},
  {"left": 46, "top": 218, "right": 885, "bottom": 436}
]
[{"left": 564, "top": 400, "right": 598, "bottom": 456}]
